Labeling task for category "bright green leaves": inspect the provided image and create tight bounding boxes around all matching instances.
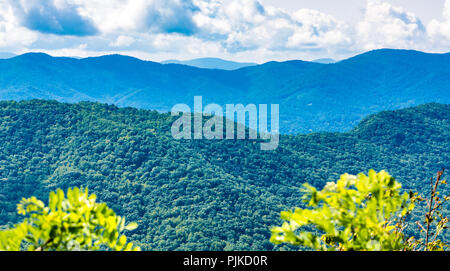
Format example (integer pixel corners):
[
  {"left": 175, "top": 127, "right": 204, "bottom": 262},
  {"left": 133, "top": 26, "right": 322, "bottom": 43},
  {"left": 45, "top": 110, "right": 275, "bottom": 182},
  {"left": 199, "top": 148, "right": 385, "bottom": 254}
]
[
  {"left": 0, "top": 187, "right": 140, "bottom": 251},
  {"left": 270, "top": 170, "right": 414, "bottom": 251},
  {"left": 17, "top": 197, "right": 45, "bottom": 216},
  {"left": 0, "top": 223, "right": 28, "bottom": 251}
]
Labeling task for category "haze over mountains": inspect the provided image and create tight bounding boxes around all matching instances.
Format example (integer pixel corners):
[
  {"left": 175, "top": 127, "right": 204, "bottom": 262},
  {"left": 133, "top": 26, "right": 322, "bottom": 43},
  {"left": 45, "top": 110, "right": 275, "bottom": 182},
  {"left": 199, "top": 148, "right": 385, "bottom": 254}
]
[
  {"left": 161, "top": 57, "right": 335, "bottom": 69},
  {"left": 161, "top": 58, "right": 258, "bottom": 70},
  {"left": 0, "top": 49, "right": 449, "bottom": 133},
  {"left": 311, "top": 58, "right": 336, "bottom": 64},
  {"left": 0, "top": 52, "right": 16, "bottom": 59}
]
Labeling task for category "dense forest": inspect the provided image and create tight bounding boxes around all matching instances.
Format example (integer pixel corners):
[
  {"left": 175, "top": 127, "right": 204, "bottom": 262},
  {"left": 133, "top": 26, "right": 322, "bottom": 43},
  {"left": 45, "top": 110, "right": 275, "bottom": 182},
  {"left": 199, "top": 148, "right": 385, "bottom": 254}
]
[{"left": 0, "top": 100, "right": 448, "bottom": 250}]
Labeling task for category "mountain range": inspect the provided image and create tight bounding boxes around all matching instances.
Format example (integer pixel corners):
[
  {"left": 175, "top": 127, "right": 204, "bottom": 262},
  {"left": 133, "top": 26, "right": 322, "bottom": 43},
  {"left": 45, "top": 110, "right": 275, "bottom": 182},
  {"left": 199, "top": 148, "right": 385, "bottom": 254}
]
[
  {"left": 0, "top": 49, "right": 449, "bottom": 133},
  {"left": 161, "top": 57, "right": 336, "bottom": 70}
]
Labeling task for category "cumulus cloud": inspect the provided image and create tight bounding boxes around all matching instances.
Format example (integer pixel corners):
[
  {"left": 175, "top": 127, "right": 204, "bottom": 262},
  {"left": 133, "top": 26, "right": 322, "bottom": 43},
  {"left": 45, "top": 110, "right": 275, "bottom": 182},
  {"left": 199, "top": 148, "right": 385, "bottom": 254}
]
[
  {"left": 78, "top": 0, "right": 352, "bottom": 58},
  {"left": 192, "top": 0, "right": 351, "bottom": 53},
  {"left": 144, "top": 0, "right": 199, "bottom": 35},
  {"left": 0, "top": 1, "right": 38, "bottom": 49},
  {"left": 109, "top": 35, "right": 136, "bottom": 47},
  {"left": 356, "top": 0, "right": 426, "bottom": 51},
  {"left": 428, "top": 0, "right": 450, "bottom": 47},
  {"left": 289, "top": 9, "right": 352, "bottom": 48},
  {"left": 10, "top": 0, "right": 98, "bottom": 36},
  {"left": 77, "top": 0, "right": 199, "bottom": 35}
]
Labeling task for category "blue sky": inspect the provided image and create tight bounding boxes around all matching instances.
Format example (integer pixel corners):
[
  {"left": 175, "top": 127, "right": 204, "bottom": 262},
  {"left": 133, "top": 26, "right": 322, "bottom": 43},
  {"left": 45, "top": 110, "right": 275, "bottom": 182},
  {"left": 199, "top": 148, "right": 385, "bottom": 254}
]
[{"left": 0, "top": 0, "right": 449, "bottom": 62}]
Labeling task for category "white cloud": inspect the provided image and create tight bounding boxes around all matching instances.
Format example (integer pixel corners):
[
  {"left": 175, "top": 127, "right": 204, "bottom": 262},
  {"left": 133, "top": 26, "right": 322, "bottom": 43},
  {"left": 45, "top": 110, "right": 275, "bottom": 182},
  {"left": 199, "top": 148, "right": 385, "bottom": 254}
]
[
  {"left": 0, "top": 1, "right": 38, "bottom": 50},
  {"left": 85, "top": 0, "right": 352, "bottom": 59},
  {"left": 75, "top": 0, "right": 199, "bottom": 35},
  {"left": 192, "top": 0, "right": 231, "bottom": 36},
  {"left": 427, "top": 0, "right": 450, "bottom": 48},
  {"left": 192, "top": 0, "right": 352, "bottom": 54},
  {"left": 356, "top": 0, "right": 426, "bottom": 51},
  {"left": 289, "top": 9, "right": 352, "bottom": 48},
  {"left": 73, "top": 0, "right": 137, "bottom": 33},
  {"left": 109, "top": 35, "right": 136, "bottom": 47}
]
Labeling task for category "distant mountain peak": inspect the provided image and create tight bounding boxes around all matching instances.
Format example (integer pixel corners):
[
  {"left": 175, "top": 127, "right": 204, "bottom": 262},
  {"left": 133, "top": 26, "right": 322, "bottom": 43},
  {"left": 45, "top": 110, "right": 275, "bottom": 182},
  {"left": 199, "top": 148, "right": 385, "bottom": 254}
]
[
  {"left": 79, "top": 54, "right": 154, "bottom": 65},
  {"left": 161, "top": 57, "right": 258, "bottom": 70},
  {"left": 84, "top": 54, "right": 141, "bottom": 60},
  {"left": 312, "top": 58, "right": 336, "bottom": 64},
  {"left": 15, "top": 52, "right": 53, "bottom": 58},
  {"left": 349, "top": 48, "right": 446, "bottom": 59}
]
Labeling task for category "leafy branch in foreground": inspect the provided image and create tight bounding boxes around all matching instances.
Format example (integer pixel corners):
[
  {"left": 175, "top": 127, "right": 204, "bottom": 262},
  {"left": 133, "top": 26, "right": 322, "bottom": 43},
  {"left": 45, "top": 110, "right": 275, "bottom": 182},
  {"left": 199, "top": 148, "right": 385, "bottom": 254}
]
[
  {"left": 408, "top": 169, "right": 449, "bottom": 251},
  {"left": 0, "top": 187, "right": 139, "bottom": 251},
  {"left": 271, "top": 170, "right": 418, "bottom": 251}
]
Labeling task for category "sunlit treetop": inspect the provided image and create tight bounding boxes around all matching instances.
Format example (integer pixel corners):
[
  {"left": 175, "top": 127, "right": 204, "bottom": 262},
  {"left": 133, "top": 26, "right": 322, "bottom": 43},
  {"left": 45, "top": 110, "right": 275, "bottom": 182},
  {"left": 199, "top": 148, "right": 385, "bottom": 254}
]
[{"left": 0, "top": 187, "right": 139, "bottom": 251}]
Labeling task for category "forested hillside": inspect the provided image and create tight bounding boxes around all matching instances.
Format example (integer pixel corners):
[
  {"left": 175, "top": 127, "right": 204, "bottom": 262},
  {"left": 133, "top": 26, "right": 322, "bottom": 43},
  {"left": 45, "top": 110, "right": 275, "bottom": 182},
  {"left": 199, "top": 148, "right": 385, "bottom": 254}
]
[
  {"left": 0, "top": 100, "right": 448, "bottom": 250},
  {"left": 0, "top": 49, "right": 449, "bottom": 133}
]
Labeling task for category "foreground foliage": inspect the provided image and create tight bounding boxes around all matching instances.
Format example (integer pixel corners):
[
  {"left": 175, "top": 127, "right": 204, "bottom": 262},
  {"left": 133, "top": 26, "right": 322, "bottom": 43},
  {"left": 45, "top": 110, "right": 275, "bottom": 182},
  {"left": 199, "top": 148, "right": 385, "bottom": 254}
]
[
  {"left": 271, "top": 170, "right": 448, "bottom": 251},
  {"left": 0, "top": 188, "right": 139, "bottom": 251}
]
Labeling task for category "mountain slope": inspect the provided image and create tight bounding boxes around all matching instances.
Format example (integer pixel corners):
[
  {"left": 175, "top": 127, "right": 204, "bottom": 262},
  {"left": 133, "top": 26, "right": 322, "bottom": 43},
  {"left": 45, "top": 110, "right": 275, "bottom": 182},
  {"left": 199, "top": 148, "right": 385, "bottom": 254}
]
[
  {"left": 0, "top": 100, "right": 448, "bottom": 250},
  {"left": 0, "top": 49, "right": 449, "bottom": 133}
]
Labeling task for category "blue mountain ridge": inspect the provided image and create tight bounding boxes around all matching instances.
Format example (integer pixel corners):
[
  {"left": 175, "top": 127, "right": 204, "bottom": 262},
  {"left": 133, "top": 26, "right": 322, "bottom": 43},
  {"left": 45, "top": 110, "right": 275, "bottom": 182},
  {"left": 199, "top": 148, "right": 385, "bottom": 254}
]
[{"left": 0, "top": 49, "right": 449, "bottom": 133}]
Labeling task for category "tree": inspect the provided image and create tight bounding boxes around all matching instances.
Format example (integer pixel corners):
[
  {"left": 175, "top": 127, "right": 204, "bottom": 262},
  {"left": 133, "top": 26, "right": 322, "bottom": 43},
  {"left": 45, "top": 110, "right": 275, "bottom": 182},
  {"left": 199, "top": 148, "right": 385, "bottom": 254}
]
[
  {"left": 270, "top": 170, "right": 447, "bottom": 251},
  {"left": 0, "top": 187, "right": 139, "bottom": 251}
]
